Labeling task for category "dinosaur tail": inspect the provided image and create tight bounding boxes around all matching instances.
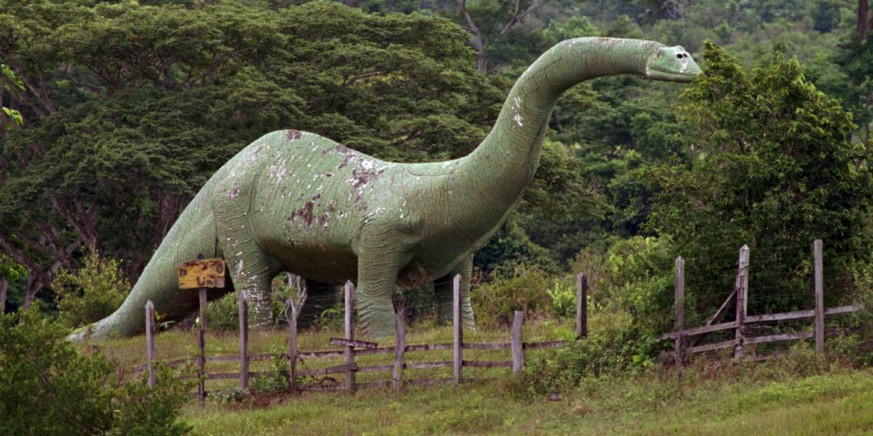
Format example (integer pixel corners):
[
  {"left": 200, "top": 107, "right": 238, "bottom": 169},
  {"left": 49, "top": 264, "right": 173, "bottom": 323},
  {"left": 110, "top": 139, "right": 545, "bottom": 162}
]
[{"left": 70, "top": 190, "right": 226, "bottom": 340}]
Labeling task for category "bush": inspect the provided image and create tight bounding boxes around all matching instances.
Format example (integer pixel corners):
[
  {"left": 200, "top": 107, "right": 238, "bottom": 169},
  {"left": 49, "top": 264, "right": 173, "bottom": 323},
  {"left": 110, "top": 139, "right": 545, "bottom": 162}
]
[
  {"left": 601, "top": 237, "right": 675, "bottom": 336},
  {"left": 0, "top": 308, "right": 192, "bottom": 435},
  {"left": 208, "top": 292, "right": 241, "bottom": 332},
  {"left": 51, "top": 251, "right": 130, "bottom": 328},
  {"left": 251, "top": 351, "right": 292, "bottom": 394},
  {"left": 471, "top": 265, "right": 553, "bottom": 327},
  {"left": 571, "top": 237, "right": 675, "bottom": 336},
  {"left": 546, "top": 278, "right": 577, "bottom": 319},
  {"left": 510, "top": 325, "right": 658, "bottom": 398},
  {"left": 110, "top": 364, "right": 194, "bottom": 436}
]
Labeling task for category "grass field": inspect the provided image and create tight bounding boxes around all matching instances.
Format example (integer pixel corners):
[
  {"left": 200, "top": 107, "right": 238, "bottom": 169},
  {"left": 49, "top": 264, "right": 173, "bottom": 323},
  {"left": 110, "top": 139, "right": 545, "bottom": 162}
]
[
  {"left": 95, "top": 322, "right": 873, "bottom": 435},
  {"left": 181, "top": 363, "right": 873, "bottom": 435}
]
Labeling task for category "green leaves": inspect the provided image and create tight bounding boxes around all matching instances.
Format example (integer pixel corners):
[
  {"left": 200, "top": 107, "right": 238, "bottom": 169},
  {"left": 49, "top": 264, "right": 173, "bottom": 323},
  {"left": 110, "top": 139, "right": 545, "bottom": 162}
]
[
  {"left": 0, "top": 309, "right": 192, "bottom": 435},
  {"left": 0, "top": 0, "right": 502, "bottom": 298},
  {"left": 649, "top": 42, "right": 871, "bottom": 318}
]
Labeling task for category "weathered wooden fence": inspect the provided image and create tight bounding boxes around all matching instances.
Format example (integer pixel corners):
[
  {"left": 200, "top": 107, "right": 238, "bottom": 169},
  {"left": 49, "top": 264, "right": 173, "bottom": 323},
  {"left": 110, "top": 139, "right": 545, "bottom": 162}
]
[
  {"left": 661, "top": 240, "right": 863, "bottom": 365},
  {"left": 137, "top": 273, "right": 590, "bottom": 400}
]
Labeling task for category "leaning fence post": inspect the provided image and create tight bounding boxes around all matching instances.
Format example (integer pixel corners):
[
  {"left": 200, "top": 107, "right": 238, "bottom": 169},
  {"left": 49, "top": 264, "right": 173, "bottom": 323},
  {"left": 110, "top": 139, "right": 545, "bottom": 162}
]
[
  {"left": 734, "top": 245, "right": 750, "bottom": 359},
  {"left": 453, "top": 274, "right": 463, "bottom": 384},
  {"left": 511, "top": 311, "right": 524, "bottom": 374},
  {"left": 145, "top": 300, "right": 155, "bottom": 388},
  {"left": 344, "top": 281, "right": 356, "bottom": 392},
  {"left": 576, "top": 273, "right": 588, "bottom": 339},
  {"left": 393, "top": 309, "right": 406, "bottom": 394},
  {"left": 674, "top": 257, "right": 685, "bottom": 366},
  {"left": 814, "top": 239, "right": 825, "bottom": 354},
  {"left": 239, "top": 294, "right": 249, "bottom": 390}
]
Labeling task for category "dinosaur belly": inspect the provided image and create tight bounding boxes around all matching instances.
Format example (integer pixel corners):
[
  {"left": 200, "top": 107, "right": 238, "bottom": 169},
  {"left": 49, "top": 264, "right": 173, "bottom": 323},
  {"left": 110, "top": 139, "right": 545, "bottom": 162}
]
[{"left": 264, "top": 240, "right": 358, "bottom": 285}]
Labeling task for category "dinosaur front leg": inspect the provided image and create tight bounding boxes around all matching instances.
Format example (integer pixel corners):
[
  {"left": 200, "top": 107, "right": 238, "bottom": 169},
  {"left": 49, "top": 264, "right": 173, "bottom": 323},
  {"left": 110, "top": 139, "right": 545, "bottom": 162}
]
[
  {"left": 354, "top": 227, "right": 414, "bottom": 337},
  {"left": 435, "top": 255, "right": 475, "bottom": 329},
  {"left": 223, "top": 248, "right": 282, "bottom": 328},
  {"left": 356, "top": 255, "right": 408, "bottom": 337}
]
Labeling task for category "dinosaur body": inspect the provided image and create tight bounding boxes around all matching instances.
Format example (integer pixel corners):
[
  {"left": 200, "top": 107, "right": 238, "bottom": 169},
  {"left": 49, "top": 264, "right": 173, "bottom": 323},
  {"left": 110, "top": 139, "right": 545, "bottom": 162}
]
[{"left": 78, "top": 37, "right": 700, "bottom": 339}]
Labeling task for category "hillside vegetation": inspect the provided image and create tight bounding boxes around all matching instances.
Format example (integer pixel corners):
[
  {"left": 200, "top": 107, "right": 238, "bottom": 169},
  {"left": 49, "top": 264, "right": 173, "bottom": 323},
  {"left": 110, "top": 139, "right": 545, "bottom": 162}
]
[{"left": 2, "top": 0, "right": 873, "bottom": 432}]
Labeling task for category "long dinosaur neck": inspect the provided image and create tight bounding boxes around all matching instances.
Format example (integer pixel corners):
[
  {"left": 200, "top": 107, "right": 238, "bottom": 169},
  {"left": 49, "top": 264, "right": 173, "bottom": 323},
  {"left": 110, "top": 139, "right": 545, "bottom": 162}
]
[{"left": 454, "top": 38, "right": 662, "bottom": 244}]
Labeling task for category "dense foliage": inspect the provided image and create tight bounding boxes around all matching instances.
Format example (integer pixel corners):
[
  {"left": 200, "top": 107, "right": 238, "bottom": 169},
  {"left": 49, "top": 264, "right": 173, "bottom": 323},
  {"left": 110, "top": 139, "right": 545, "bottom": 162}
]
[
  {"left": 1, "top": 0, "right": 872, "bottom": 372},
  {"left": 0, "top": 0, "right": 503, "bottom": 308},
  {"left": 51, "top": 251, "right": 131, "bottom": 328},
  {"left": 0, "top": 309, "right": 192, "bottom": 435}
]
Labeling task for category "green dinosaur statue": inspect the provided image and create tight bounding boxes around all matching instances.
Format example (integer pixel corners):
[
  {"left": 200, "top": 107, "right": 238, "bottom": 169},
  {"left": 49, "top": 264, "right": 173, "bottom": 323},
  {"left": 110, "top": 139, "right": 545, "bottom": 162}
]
[{"left": 74, "top": 37, "right": 700, "bottom": 340}]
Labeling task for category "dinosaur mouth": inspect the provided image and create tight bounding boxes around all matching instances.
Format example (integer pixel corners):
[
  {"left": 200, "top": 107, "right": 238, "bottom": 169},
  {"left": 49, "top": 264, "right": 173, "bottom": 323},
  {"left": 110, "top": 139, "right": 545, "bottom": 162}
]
[{"left": 646, "top": 63, "right": 702, "bottom": 82}]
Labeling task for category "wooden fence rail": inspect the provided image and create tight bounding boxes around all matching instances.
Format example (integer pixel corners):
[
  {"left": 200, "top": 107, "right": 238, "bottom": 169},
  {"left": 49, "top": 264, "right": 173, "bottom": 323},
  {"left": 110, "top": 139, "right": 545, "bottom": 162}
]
[
  {"left": 140, "top": 271, "right": 588, "bottom": 398},
  {"left": 661, "top": 240, "right": 864, "bottom": 364}
]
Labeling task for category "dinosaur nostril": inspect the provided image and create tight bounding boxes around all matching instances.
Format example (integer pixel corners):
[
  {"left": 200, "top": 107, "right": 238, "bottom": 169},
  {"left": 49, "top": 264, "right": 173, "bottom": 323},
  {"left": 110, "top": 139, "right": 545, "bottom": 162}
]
[{"left": 676, "top": 53, "right": 685, "bottom": 59}]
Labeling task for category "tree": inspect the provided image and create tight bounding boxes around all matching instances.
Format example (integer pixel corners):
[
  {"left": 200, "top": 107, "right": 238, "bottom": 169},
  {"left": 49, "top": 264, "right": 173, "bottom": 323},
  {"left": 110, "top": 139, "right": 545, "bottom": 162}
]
[
  {"left": 0, "top": 308, "right": 192, "bottom": 435},
  {"left": 0, "top": 1, "right": 503, "bottom": 304},
  {"left": 0, "top": 254, "right": 25, "bottom": 313},
  {"left": 635, "top": 0, "right": 689, "bottom": 21},
  {"left": 457, "top": 0, "right": 549, "bottom": 73},
  {"left": 51, "top": 251, "right": 131, "bottom": 328},
  {"left": 647, "top": 42, "right": 871, "bottom": 321}
]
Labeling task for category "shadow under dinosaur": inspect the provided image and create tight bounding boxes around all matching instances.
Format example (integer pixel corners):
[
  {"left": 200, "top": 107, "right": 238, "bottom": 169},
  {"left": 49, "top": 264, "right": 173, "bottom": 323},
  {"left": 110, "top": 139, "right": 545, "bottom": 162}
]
[{"left": 76, "top": 37, "right": 701, "bottom": 340}]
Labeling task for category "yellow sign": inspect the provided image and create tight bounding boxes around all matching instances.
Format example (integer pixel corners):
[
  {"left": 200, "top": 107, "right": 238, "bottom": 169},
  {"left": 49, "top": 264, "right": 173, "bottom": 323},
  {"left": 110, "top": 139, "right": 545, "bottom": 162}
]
[{"left": 178, "top": 258, "right": 227, "bottom": 289}]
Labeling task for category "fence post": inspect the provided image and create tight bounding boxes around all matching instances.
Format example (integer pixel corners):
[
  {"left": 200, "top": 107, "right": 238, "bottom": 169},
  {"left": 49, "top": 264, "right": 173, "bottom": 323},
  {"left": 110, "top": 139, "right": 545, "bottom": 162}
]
[
  {"left": 674, "top": 257, "right": 685, "bottom": 367},
  {"left": 453, "top": 274, "right": 463, "bottom": 384},
  {"left": 814, "top": 239, "right": 824, "bottom": 354},
  {"left": 145, "top": 300, "right": 155, "bottom": 388},
  {"left": 199, "top": 286, "right": 208, "bottom": 332},
  {"left": 511, "top": 311, "right": 524, "bottom": 374},
  {"left": 289, "top": 303, "right": 299, "bottom": 392},
  {"left": 239, "top": 294, "right": 249, "bottom": 390},
  {"left": 197, "top": 283, "right": 208, "bottom": 404},
  {"left": 197, "top": 328, "right": 206, "bottom": 404},
  {"left": 576, "top": 273, "right": 588, "bottom": 339},
  {"left": 344, "top": 281, "right": 356, "bottom": 392},
  {"left": 734, "top": 245, "right": 750, "bottom": 359},
  {"left": 393, "top": 309, "right": 406, "bottom": 394}
]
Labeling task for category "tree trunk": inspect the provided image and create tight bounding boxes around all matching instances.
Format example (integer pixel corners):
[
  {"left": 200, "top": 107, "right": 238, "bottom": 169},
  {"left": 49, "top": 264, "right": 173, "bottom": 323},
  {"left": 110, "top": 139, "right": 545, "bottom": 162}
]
[
  {"left": 458, "top": 0, "right": 544, "bottom": 74},
  {"left": 860, "top": 0, "right": 869, "bottom": 43},
  {"left": 22, "top": 276, "right": 39, "bottom": 310},
  {"left": 0, "top": 278, "right": 8, "bottom": 313}
]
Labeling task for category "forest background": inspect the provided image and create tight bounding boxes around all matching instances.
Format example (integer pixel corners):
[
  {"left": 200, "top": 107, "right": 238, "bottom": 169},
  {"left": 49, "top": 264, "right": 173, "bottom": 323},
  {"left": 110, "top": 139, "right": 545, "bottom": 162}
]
[{"left": 2, "top": 0, "right": 873, "bottom": 341}]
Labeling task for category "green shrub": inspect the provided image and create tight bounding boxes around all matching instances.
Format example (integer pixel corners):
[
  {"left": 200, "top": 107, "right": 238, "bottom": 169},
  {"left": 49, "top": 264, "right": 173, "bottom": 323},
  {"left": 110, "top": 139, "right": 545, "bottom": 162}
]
[
  {"left": 569, "top": 237, "right": 675, "bottom": 336},
  {"left": 251, "top": 351, "right": 292, "bottom": 394},
  {"left": 510, "top": 325, "right": 657, "bottom": 398},
  {"left": 110, "top": 364, "right": 194, "bottom": 436},
  {"left": 51, "top": 251, "right": 130, "bottom": 328},
  {"left": 471, "top": 265, "right": 553, "bottom": 327},
  {"left": 208, "top": 292, "right": 241, "bottom": 332},
  {"left": 546, "top": 278, "right": 578, "bottom": 319},
  {"left": 0, "top": 308, "right": 192, "bottom": 435}
]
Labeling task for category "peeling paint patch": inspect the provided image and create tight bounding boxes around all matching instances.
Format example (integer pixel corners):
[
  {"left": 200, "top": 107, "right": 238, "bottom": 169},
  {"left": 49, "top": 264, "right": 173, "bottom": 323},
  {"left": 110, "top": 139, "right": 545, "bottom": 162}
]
[
  {"left": 229, "top": 188, "right": 240, "bottom": 199},
  {"left": 350, "top": 167, "right": 387, "bottom": 188},
  {"left": 286, "top": 130, "right": 302, "bottom": 140},
  {"left": 323, "top": 144, "right": 350, "bottom": 155},
  {"left": 288, "top": 201, "right": 315, "bottom": 228}
]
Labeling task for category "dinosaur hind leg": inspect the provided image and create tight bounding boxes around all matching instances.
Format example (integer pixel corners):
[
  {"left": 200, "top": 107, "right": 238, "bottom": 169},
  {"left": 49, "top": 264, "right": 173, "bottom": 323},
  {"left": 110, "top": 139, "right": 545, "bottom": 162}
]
[{"left": 434, "top": 255, "right": 475, "bottom": 329}]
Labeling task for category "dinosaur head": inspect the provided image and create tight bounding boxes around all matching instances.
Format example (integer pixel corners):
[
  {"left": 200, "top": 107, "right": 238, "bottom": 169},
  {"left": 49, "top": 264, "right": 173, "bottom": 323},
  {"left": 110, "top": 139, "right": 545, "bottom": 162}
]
[{"left": 644, "top": 45, "right": 701, "bottom": 82}]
